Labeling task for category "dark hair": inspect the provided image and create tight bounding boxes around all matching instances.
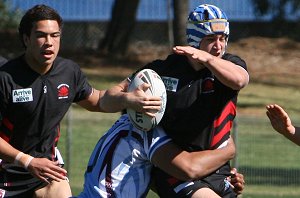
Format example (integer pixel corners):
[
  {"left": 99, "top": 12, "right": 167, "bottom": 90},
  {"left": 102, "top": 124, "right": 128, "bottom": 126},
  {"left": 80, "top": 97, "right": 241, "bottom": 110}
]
[{"left": 18, "top": 4, "right": 63, "bottom": 48}]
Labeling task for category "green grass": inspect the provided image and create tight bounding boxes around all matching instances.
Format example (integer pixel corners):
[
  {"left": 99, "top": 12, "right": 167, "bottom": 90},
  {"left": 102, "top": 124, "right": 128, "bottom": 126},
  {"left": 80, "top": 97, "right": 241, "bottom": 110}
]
[{"left": 57, "top": 68, "right": 300, "bottom": 198}]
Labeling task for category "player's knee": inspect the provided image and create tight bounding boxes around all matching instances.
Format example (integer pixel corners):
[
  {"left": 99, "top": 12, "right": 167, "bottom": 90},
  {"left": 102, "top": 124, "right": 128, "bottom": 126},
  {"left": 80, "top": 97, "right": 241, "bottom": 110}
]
[
  {"left": 191, "top": 187, "right": 221, "bottom": 198},
  {"left": 34, "top": 180, "right": 72, "bottom": 198}
]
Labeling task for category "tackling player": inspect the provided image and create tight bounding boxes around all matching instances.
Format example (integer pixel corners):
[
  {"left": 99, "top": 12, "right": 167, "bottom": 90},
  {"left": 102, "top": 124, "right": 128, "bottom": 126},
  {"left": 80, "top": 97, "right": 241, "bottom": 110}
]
[
  {"left": 76, "top": 114, "right": 238, "bottom": 198},
  {"left": 106, "top": 4, "right": 249, "bottom": 197},
  {"left": 78, "top": 4, "right": 248, "bottom": 195}
]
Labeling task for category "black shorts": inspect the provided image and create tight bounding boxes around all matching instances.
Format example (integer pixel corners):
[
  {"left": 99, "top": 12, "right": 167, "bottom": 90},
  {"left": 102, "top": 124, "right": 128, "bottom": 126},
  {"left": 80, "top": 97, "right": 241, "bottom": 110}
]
[
  {"left": 0, "top": 168, "right": 47, "bottom": 198},
  {"left": 152, "top": 164, "right": 237, "bottom": 198}
]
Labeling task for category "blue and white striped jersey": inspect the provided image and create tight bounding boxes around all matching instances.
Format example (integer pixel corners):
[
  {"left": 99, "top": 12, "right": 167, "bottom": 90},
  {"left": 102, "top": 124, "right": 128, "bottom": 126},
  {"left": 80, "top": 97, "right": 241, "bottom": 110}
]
[{"left": 77, "top": 114, "right": 171, "bottom": 198}]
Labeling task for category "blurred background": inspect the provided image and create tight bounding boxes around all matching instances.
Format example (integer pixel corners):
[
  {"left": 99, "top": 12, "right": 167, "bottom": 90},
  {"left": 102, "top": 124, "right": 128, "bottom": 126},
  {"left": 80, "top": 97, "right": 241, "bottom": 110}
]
[{"left": 1, "top": 0, "right": 300, "bottom": 197}]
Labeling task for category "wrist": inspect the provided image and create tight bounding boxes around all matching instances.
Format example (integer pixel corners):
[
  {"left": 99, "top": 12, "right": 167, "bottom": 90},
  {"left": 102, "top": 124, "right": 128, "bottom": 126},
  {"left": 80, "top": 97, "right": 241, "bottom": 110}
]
[
  {"left": 122, "top": 92, "right": 131, "bottom": 110},
  {"left": 204, "top": 54, "right": 215, "bottom": 67},
  {"left": 14, "top": 152, "right": 34, "bottom": 169}
]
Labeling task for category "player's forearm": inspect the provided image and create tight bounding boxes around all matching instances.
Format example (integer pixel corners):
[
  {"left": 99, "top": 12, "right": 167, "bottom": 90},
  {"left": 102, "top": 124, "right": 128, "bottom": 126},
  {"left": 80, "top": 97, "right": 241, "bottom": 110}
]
[
  {"left": 98, "top": 80, "right": 129, "bottom": 112},
  {"left": 294, "top": 127, "right": 300, "bottom": 146},
  {"left": 0, "top": 138, "right": 22, "bottom": 163},
  {"left": 152, "top": 141, "right": 235, "bottom": 181},
  {"left": 180, "top": 146, "right": 235, "bottom": 180},
  {"left": 205, "top": 57, "right": 249, "bottom": 90},
  {"left": 99, "top": 88, "right": 128, "bottom": 112},
  {"left": 283, "top": 126, "right": 300, "bottom": 146}
]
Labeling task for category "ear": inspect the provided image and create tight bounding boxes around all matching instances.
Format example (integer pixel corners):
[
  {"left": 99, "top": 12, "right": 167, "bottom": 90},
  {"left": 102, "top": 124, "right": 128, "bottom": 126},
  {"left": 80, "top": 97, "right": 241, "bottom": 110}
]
[{"left": 23, "top": 34, "right": 29, "bottom": 48}]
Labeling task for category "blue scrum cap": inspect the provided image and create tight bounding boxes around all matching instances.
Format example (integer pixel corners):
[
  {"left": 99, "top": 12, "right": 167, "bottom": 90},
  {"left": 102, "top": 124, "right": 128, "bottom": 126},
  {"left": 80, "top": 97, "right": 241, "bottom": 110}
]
[{"left": 186, "top": 4, "right": 230, "bottom": 48}]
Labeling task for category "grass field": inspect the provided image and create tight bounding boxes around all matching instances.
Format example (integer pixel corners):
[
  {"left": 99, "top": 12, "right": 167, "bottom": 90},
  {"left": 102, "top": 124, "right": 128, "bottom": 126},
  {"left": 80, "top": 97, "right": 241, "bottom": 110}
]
[{"left": 57, "top": 63, "right": 300, "bottom": 197}]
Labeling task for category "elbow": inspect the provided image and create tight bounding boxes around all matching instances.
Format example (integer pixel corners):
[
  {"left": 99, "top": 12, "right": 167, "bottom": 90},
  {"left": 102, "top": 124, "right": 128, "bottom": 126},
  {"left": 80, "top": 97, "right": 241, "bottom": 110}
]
[
  {"left": 236, "top": 81, "right": 247, "bottom": 90},
  {"left": 231, "top": 69, "right": 249, "bottom": 90},
  {"left": 228, "top": 149, "right": 236, "bottom": 161},
  {"left": 184, "top": 165, "right": 206, "bottom": 180},
  {"left": 172, "top": 159, "right": 205, "bottom": 181},
  {"left": 231, "top": 76, "right": 249, "bottom": 90},
  {"left": 178, "top": 162, "right": 206, "bottom": 181},
  {"left": 238, "top": 71, "right": 249, "bottom": 90}
]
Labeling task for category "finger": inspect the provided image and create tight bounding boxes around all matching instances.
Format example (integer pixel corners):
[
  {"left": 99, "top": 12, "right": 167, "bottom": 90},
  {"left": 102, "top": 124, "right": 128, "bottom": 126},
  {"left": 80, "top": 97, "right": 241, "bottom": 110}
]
[
  {"left": 39, "top": 176, "right": 51, "bottom": 184},
  {"left": 144, "top": 112, "right": 156, "bottom": 118},
  {"left": 42, "top": 168, "right": 66, "bottom": 181},
  {"left": 146, "top": 96, "right": 162, "bottom": 102},
  {"left": 139, "top": 83, "right": 151, "bottom": 92},
  {"left": 230, "top": 168, "right": 237, "bottom": 175},
  {"left": 42, "top": 172, "right": 64, "bottom": 182},
  {"left": 173, "top": 46, "right": 186, "bottom": 51},
  {"left": 266, "top": 111, "right": 276, "bottom": 121},
  {"left": 143, "top": 108, "right": 160, "bottom": 118},
  {"left": 173, "top": 46, "right": 192, "bottom": 55},
  {"left": 234, "top": 183, "right": 244, "bottom": 194},
  {"left": 143, "top": 105, "right": 161, "bottom": 112},
  {"left": 35, "top": 170, "right": 51, "bottom": 183}
]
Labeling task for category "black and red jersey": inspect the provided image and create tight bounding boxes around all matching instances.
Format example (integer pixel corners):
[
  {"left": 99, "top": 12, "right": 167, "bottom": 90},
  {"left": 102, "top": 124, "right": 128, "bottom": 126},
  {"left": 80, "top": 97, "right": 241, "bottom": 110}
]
[
  {"left": 0, "top": 55, "right": 92, "bottom": 161},
  {"left": 143, "top": 53, "right": 247, "bottom": 151}
]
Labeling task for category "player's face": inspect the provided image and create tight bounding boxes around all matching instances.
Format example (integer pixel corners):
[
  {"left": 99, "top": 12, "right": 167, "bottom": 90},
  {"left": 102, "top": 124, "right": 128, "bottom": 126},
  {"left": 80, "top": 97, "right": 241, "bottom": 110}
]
[
  {"left": 24, "top": 20, "right": 61, "bottom": 73},
  {"left": 199, "top": 34, "right": 226, "bottom": 58}
]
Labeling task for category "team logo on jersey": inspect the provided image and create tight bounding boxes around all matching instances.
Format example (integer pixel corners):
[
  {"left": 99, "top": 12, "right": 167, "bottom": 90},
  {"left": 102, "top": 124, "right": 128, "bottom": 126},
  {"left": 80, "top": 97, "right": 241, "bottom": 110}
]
[
  {"left": 202, "top": 77, "right": 214, "bottom": 93},
  {"left": 12, "top": 88, "right": 33, "bottom": 103},
  {"left": 57, "top": 84, "right": 69, "bottom": 99},
  {"left": 161, "top": 76, "right": 178, "bottom": 92}
]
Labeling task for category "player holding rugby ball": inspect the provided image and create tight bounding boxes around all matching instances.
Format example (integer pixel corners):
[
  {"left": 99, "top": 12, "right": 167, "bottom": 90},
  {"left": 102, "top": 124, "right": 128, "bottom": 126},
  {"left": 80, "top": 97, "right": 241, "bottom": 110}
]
[
  {"left": 78, "top": 3, "right": 247, "bottom": 198},
  {"left": 77, "top": 69, "right": 237, "bottom": 198}
]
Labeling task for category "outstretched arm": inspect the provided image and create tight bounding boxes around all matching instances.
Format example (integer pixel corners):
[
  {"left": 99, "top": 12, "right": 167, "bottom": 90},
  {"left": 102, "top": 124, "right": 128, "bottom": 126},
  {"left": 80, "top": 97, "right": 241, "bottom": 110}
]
[
  {"left": 151, "top": 136, "right": 235, "bottom": 181},
  {"left": 77, "top": 79, "right": 161, "bottom": 117},
  {"left": 266, "top": 104, "right": 300, "bottom": 146},
  {"left": 173, "top": 46, "right": 249, "bottom": 90}
]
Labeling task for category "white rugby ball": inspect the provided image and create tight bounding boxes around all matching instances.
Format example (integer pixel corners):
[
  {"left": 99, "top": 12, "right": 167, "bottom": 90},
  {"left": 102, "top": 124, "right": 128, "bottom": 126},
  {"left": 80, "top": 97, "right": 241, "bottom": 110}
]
[{"left": 127, "top": 69, "right": 167, "bottom": 131}]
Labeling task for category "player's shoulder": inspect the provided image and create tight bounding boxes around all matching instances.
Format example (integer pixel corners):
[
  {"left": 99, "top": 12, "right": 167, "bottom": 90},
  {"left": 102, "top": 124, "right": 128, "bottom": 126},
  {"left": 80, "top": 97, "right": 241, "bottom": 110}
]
[
  {"left": 54, "top": 56, "right": 83, "bottom": 73},
  {"left": 55, "top": 56, "right": 78, "bottom": 67},
  {"left": 142, "top": 54, "right": 188, "bottom": 76},
  {"left": 222, "top": 53, "right": 242, "bottom": 61},
  {"left": 0, "top": 56, "right": 23, "bottom": 74},
  {"left": 223, "top": 53, "right": 247, "bottom": 69}
]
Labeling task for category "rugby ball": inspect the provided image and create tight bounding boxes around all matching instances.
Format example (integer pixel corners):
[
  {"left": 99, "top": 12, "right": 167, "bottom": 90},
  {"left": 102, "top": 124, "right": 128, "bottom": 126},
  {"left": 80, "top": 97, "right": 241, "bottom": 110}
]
[{"left": 127, "top": 69, "right": 167, "bottom": 131}]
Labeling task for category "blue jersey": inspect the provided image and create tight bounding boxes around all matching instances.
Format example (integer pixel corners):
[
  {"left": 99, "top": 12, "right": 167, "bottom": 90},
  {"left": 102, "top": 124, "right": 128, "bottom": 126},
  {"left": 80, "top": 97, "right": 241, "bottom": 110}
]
[{"left": 77, "top": 114, "right": 171, "bottom": 198}]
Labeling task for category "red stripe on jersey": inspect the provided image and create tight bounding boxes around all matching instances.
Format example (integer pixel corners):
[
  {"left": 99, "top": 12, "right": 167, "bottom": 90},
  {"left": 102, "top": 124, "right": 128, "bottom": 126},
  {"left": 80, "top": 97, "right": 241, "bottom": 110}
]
[
  {"left": 213, "top": 101, "right": 236, "bottom": 127},
  {"left": 0, "top": 131, "right": 10, "bottom": 142},
  {"left": 2, "top": 118, "right": 13, "bottom": 131},
  {"left": 210, "top": 101, "right": 236, "bottom": 148},
  {"left": 167, "top": 177, "right": 180, "bottom": 186},
  {"left": 52, "top": 125, "right": 61, "bottom": 161},
  {"left": 210, "top": 121, "right": 232, "bottom": 148}
]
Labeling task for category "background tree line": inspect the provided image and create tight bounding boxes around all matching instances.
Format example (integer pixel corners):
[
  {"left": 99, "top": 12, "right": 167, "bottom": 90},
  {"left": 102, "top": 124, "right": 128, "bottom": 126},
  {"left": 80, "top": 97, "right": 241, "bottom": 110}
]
[{"left": 1, "top": 0, "right": 299, "bottom": 58}]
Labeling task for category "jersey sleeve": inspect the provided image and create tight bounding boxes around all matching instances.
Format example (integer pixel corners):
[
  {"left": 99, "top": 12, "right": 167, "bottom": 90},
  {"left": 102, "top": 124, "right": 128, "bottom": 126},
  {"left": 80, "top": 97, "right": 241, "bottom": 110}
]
[
  {"left": 0, "top": 72, "right": 11, "bottom": 117},
  {"left": 147, "top": 126, "right": 172, "bottom": 162},
  {"left": 73, "top": 63, "right": 93, "bottom": 102},
  {"left": 222, "top": 53, "right": 247, "bottom": 71}
]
